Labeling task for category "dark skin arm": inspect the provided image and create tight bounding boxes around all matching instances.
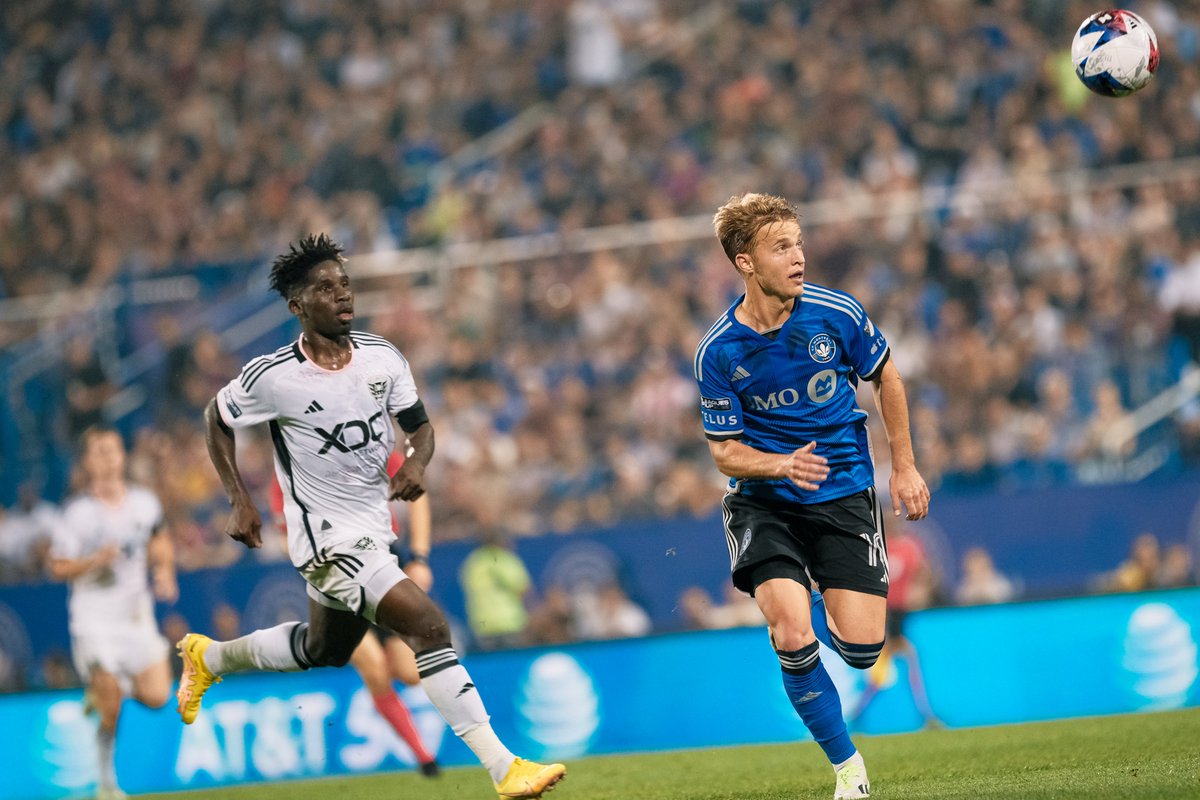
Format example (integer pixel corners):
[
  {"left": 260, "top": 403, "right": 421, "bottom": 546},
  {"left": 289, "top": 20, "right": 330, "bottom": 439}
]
[
  {"left": 390, "top": 422, "right": 434, "bottom": 502},
  {"left": 204, "top": 397, "right": 262, "bottom": 549}
]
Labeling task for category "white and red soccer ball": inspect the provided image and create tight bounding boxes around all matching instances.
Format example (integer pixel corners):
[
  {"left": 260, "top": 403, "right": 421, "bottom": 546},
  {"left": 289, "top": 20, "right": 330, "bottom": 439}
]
[{"left": 1071, "top": 9, "right": 1159, "bottom": 97}]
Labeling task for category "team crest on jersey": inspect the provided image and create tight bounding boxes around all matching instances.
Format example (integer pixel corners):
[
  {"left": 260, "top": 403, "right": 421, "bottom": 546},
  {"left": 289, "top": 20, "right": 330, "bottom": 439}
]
[
  {"left": 808, "top": 333, "right": 836, "bottom": 363},
  {"left": 368, "top": 376, "right": 389, "bottom": 403},
  {"left": 353, "top": 537, "right": 377, "bottom": 551}
]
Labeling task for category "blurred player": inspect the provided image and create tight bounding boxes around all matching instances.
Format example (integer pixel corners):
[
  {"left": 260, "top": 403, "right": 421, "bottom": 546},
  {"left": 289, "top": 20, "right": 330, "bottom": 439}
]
[
  {"left": 268, "top": 450, "right": 440, "bottom": 776},
  {"left": 177, "top": 234, "right": 564, "bottom": 799},
  {"left": 48, "top": 426, "right": 178, "bottom": 800},
  {"left": 695, "top": 194, "right": 930, "bottom": 799}
]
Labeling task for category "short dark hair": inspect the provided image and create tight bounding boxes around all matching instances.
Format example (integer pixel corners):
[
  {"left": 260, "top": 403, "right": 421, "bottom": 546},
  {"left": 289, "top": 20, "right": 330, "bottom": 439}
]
[{"left": 268, "top": 233, "right": 346, "bottom": 299}]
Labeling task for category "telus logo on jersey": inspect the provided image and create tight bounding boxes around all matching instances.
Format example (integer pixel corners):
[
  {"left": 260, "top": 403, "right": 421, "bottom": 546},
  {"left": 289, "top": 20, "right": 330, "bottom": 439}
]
[{"left": 315, "top": 411, "right": 387, "bottom": 454}]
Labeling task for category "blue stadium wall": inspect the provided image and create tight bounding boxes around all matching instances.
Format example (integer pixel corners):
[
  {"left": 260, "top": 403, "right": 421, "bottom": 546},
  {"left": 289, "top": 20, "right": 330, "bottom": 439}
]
[
  {"left": 1, "top": 587, "right": 1198, "bottom": 799},
  {"left": 2, "top": 474, "right": 1198, "bottom": 683}
]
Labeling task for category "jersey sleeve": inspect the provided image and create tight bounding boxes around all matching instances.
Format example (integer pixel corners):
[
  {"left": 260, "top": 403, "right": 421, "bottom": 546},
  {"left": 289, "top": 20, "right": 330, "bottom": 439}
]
[
  {"left": 217, "top": 358, "right": 281, "bottom": 429},
  {"left": 694, "top": 337, "right": 743, "bottom": 441},
  {"left": 844, "top": 305, "right": 890, "bottom": 381},
  {"left": 49, "top": 500, "right": 88, "bottom": 560},
  {"left": 386, "top": 350, "right": 421, "bottom": 417}
]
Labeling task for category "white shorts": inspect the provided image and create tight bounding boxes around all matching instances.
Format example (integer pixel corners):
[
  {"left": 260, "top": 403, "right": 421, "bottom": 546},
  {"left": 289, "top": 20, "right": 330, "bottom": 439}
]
[
  {"left": 300, "top": 534, "right": 408, "bottom": 624},
  {"left": 71, "top": 619, "right": 169, "bottom": 692}
]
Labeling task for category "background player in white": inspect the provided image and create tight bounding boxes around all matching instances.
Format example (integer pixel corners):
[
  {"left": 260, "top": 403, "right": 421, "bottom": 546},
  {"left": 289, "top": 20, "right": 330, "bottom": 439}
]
[
  {"left": 175, "top": 233, "right": 565, "bottom": 800},
  {"left": 48, "top": 425, "right": 178, "bottom": 800}
]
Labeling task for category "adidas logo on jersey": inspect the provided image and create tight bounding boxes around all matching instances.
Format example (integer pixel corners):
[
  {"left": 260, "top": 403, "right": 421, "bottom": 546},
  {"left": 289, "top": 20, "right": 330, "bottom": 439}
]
[{"left": 304, "top": 400, "right": 324, "bottom": 414}]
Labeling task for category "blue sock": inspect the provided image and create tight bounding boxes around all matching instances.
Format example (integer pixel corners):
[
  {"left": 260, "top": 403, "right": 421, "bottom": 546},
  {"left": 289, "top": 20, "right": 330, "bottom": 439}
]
[
  {"left": 810, "top": 589, "right": 834, "bottom": 649},
  {"left": 777, "top": 640, "right": 856, "bottom": 765}
]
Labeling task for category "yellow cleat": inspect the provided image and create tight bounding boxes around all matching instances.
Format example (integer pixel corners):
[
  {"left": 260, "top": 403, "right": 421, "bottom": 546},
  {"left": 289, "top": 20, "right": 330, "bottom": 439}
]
[
  {"left": 493, "top": 758, "right": 566, "bottom": 799},
  {"left": 176, "top": 634, "right": 220, "bottom": 724}
]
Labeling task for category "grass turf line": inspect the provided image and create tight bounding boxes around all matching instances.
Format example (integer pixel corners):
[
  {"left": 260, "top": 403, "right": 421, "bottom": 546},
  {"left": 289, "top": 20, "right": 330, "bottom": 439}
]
[{"left": 145, "top": 707, "right": 1200, "bottom": 800}]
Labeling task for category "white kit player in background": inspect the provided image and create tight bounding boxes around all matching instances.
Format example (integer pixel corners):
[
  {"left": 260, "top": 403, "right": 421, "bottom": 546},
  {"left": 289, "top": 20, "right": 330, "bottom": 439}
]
[
  {"left": 175, "top": 233, "right": 565, "bottom": 800},
  {"left": 48, "top": 426, "right": 178, "bottom": 800}
]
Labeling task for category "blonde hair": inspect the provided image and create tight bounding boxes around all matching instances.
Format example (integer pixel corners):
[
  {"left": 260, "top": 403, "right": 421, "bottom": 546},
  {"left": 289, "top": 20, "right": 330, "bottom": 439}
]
[{"left": 712, "top": 193, "right": 799, "bottom": 265}]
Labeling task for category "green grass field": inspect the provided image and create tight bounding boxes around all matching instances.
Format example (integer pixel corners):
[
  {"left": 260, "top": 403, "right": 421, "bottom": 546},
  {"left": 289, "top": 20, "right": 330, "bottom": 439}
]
[{"left": 145, "top": 708, "right": 1200, "bottom": 800}]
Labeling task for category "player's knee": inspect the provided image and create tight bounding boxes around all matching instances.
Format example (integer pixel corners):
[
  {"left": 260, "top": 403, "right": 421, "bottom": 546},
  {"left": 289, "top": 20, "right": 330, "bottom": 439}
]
[
  {"left": 305, "top": 637, "right": 356, "bottom": 668},
  {"left": 769, "top": 622, "right": 818, "bottom": 652},
  {"left": 831, "top": 632, "right": 884, "bottom": 670},
  {"left": 138, "top": 686, "right": 171, "bottom": 709}
]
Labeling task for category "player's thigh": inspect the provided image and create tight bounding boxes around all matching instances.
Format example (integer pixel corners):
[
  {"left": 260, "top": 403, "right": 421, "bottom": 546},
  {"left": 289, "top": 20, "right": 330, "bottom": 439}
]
[
  {"left": 306, "top": 599, "right": 371, "bottom": 666},
  {"left": 88, "top": 667, "right": 124, "bottom": 723},
  {"left": 349, "top": 629, "right": 391, "bottom": 694},
  {"left": 822, "top": 588, "right": 887, "bottom": 642},
  {"left": 130, "top": 657, "right": 173, "bottom": 710},
  {"left": 374, "top": 578, "right": 450, "bottom": 649},
  {"left": 384, "top": 634, "right": 420, "bottom": 686}
]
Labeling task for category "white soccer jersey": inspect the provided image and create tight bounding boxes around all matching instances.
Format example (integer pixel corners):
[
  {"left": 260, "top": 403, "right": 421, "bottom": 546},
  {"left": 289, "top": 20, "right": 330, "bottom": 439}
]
[
  {"left": 217, "top": 332, "right": 422, "bottom": 567},
  {"left": 51, "top": 486, "right": 164, "bottom": 637}
]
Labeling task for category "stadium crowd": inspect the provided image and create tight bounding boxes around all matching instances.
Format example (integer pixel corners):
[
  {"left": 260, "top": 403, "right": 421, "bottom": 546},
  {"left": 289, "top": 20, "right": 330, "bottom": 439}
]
[{"left": 2, "top": 1, "right": 1200, "bottom": 582}]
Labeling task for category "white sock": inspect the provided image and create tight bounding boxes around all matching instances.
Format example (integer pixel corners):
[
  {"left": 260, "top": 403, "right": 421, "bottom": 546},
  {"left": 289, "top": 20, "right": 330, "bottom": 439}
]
[
  {"left": 97, "top": 724, "right": 118, "bottom": 791},
  {"left": 204, "top": 622, "right": 310, "bottom": 674},
  {"left": 834, "top": 750, "right": 863, "bottom": 771},
  {"left": 416, "top": 646, "right": 515, "bottom": 783}
]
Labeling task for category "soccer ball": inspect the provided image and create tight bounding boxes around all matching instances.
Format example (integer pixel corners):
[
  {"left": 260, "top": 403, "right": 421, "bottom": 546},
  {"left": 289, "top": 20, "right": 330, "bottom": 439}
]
[{"left": 1071, "top": 9, "right": 1159, "bottom": 97}]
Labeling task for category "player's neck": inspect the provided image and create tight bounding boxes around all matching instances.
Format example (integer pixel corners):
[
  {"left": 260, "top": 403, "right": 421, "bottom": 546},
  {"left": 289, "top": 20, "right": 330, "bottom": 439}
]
[
  {"left": 737, "top": 291, "right": 795, "bottom": 333},
  {"left": 300, "top": 331, "right": 353, "bottom": 371},
  {"left": 90, "top": 479, "right": 126, "bottom": 505}
]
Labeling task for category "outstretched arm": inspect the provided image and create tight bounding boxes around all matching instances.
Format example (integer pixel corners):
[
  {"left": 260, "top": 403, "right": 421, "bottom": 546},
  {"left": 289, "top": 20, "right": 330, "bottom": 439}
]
[
  {"left": 870, "top": 359, "right": 930, "bottom": 520},
  {"left": 707, "top": 438, "right": 830, "bottom": 492},
  {"left": 204, "top": 397, "right": 262, "bottom": 548}
]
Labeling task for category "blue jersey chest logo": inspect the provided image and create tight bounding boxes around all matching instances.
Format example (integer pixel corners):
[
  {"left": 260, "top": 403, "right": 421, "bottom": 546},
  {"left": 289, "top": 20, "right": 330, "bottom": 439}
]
[{"left": 808, "top": 333, "right": 837, "bottom": 363}]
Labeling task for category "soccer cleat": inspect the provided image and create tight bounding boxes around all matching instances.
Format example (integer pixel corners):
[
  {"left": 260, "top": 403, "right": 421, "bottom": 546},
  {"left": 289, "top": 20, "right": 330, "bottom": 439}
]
[
  {"left": 834, "top": 752, "right": 870, "bottom": 799},
  {"left": 419, "top": 760, "right": 441, "bottom": 778},
  {"left": 176, "top": 634, "right": 221, "bottom": 725},
  {"left": 493, "top": 757, "right": 566, "bottom": 798}
]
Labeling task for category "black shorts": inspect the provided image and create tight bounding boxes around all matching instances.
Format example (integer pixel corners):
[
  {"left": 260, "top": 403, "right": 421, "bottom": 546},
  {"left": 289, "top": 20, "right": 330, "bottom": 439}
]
[{"left": 722, "top": 488, "right": 889, "bottom": 598}]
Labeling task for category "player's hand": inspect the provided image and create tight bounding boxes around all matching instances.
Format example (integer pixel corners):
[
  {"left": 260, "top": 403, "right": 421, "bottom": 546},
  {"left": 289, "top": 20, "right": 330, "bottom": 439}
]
[
  {"left": 389, "top": 461, "right": 427, "bottom": 502},
  {"left": 890, "top": 464, "right": 930, "bottom": 520},
  {"left": 404, "top": 560, "right": 433, "bottom": 592},
  {"left": 91, "top": 542, "right": 120, "bottom": 569},
  {"left": 226, "top": 499, "right": 263, "bottom": 549},
  {"left": 782, "top": 442, "right": 829, "bottom": 491}
]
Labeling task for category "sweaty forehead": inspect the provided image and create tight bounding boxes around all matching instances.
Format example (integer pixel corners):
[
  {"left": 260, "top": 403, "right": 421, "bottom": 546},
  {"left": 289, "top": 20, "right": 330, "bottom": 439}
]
[
  {"left": 306, "top": 260, "right": 347, "bottom": 285},
  {"left": 754, "top": 219, "right": 802, "bottom": 247}
]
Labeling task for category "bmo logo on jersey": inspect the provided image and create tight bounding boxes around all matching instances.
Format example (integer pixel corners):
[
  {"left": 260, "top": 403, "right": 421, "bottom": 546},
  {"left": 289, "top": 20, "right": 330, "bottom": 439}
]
[
  {"left": 749, "top": 370, "right": 838, "bottom": 410},
  {"left": 315, "top": 411, "right": 386, "bottom": 454}
]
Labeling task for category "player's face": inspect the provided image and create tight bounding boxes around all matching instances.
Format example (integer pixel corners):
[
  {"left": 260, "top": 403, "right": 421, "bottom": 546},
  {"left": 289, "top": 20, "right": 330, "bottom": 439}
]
[
  {"left": 82, "top": 431, "right": 125, "bottom": 483},
  {"left": 295, "top": 260, "right": 354, "bottom": 337},
  {"left": 744, "top": 220, "right": 805, "bottom": 300}
]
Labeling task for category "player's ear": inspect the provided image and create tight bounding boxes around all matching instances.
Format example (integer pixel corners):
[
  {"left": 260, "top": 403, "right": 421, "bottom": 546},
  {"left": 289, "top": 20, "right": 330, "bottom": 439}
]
[
  {"left": 287, "top": 294, "right": 303, "bottom": 317},
  {"left": 734, "top": 252, "right": 754, "bottom": 277}
]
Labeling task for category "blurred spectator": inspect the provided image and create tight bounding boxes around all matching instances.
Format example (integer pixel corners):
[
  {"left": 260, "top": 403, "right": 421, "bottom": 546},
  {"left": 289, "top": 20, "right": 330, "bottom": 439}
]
[
  {"left": 1157, "top": 544, "right": 1195, "bottom": 589},
  {"left": 0, "top": 482, "right": 58, "bottom": 583},
  {"left": 525, "top": 586, "right": 577, "bottom": 645},
  {"left": 677, "top": 584, "right": 764, "bottom": 630},
  {"left": 459, "top": 530, "right": 532, "bottom": 651},
  {"left": 62, "top": 335, "right": 116, "bottom": 442},
  {"left": 1099, "top": 531, "right": 1162, "bottom": 593},
  {"left": 955, "top": 546, "right": 1017, "bottom": 606},
  {"left": 574, "top": 582, "right": 652, "bottom": 640}
]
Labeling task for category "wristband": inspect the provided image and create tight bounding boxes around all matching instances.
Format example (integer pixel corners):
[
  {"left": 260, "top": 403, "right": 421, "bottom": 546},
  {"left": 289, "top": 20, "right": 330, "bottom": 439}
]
[{"left": 408, "top": 553, "right": 429, "bottom": 565}]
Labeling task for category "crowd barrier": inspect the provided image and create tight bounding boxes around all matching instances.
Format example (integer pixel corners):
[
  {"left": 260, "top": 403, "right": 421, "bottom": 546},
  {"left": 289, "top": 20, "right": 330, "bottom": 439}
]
[{"left": 1, "top": 587, "right": 1197, "bottom": 799}]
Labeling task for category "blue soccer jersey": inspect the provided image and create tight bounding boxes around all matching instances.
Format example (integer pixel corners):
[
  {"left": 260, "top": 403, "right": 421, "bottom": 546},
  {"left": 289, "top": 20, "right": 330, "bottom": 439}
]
[{"left": 694, "top": 283, "right": 890, "bottom": 505}]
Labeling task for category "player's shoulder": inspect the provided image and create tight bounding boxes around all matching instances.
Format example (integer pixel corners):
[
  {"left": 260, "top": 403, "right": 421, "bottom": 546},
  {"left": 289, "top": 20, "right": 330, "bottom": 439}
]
[
  {"left": 236, "top": 341, "right": 305, "bottom": 391},
  {"left": 125, "top": 484, "right": 162, "bottom": 509},
  {"left": 799, "top": 282, "right": 867, "bottom": 325},
  {"left": 60, "top": 492, "right": 93, "bottom": 517},
  {"left": 350, "top": 331, "right": 409, "bottom": 366},
  {"left": 693, "top": 309, "right": 741, "bottom": 380}
]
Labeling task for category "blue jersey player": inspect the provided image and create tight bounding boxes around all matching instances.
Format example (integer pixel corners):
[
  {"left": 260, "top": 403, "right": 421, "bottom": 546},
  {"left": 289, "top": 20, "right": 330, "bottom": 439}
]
[{"left": 695, "top": 193, "right": 930, "bottom": 800}]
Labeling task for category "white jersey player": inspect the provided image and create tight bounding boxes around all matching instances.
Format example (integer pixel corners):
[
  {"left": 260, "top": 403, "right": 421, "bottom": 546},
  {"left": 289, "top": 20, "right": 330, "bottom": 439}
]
[
  {"left": 49, "top": 426, "right": 177, "bottom": 800},
  {"left": 175, "top": 233, "right": 565, "bottom": 800}
]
